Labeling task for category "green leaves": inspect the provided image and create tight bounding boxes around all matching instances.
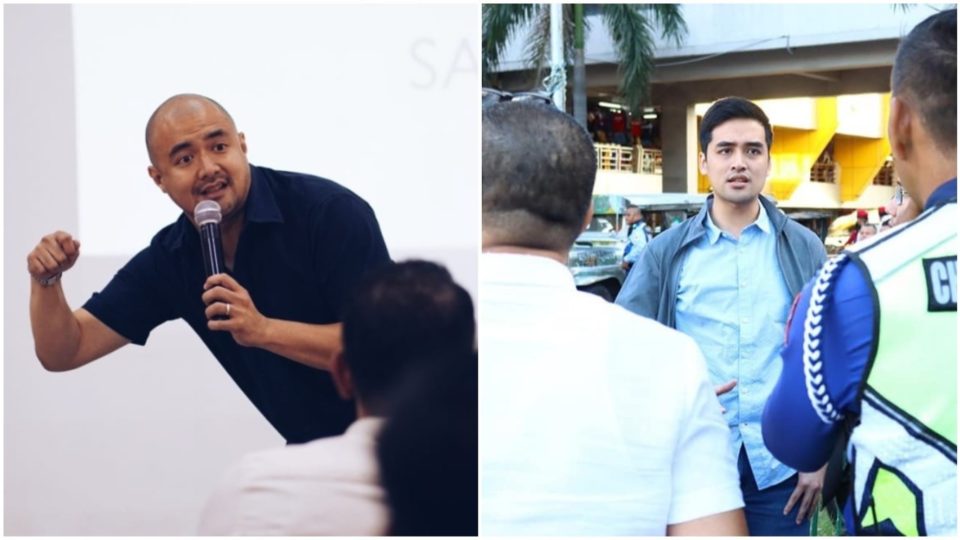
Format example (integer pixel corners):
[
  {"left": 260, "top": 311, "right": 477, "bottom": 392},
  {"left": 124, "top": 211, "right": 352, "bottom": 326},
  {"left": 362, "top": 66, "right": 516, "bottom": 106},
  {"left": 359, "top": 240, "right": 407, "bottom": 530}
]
[
  {"left": 603, "top": 4, "right": 656, "bottom": 116},
  {"left": 482, "top": 4, "right": 537, "bottom": 81},
  {"left": 482, "top": 4, "right": 688, "bottom": 113}
]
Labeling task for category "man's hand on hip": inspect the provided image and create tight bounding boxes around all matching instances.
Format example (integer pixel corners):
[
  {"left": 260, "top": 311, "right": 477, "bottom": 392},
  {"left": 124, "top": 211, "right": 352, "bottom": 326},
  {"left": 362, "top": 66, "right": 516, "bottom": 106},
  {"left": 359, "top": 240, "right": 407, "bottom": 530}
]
[{"left": 784, "top": 463, "right": 826, "bottom": 525}]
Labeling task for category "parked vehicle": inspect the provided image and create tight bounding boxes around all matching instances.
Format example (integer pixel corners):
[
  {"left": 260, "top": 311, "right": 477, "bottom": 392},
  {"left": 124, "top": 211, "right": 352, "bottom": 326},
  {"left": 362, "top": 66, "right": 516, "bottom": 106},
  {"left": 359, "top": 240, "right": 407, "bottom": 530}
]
[
  {"left": 568, "top": 231, "right": 627, "bottom": 301},
  {"left": 567, "top": 194, "right": 707, "bottom": 301}
]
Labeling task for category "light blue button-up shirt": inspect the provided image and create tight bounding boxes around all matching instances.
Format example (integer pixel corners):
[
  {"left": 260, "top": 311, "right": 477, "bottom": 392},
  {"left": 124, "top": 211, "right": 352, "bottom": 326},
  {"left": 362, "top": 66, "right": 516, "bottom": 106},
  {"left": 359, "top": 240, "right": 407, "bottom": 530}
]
[{"left": 675, "top": 202, "right": 795, "bottom": 490}]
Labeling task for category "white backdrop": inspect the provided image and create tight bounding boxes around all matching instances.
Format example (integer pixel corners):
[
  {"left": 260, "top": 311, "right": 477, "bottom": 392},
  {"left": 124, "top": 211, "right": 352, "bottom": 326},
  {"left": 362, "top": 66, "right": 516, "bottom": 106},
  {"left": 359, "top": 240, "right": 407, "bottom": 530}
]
[{"left": 4, "top": 3, "right": 478, "bottom": 535}]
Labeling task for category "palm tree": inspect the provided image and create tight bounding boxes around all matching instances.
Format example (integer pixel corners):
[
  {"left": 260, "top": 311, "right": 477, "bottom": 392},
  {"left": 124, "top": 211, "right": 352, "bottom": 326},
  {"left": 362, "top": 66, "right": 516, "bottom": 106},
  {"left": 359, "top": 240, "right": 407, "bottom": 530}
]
[{"left": 483, "top": 4, "right": 687, "bottom": 127}]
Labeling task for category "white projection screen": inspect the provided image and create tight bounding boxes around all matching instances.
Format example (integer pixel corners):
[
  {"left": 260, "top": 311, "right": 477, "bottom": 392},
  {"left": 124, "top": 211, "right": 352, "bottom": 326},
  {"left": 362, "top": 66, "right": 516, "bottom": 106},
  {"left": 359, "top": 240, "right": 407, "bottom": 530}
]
[{"left": 4, "top": 4, "right": 478, "bottom": 535}]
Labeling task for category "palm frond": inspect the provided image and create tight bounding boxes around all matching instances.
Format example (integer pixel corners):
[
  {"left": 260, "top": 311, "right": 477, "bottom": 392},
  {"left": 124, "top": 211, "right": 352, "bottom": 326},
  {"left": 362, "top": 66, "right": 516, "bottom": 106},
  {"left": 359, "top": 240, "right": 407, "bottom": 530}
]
[
  {"left": 482, "top": 4, "right": 538, "bottom": 82},
  {"left": 523, "top": 5, "right": 578, "bottom": 89},
  {"left": 524, "top": 6, "right": 552, "bottom": 85},
  {"left": 633, "top": 4, "right": 688, "bottom": 47},
  {"left": 602, "top": 4, "right": 657, "bottom": 114}
]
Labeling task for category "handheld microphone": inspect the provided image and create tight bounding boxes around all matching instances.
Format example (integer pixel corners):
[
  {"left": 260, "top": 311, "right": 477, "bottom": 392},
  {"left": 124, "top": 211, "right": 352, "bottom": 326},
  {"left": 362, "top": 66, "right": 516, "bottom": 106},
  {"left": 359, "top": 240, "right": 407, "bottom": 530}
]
[
  {"left": 195, "top": 200, "right": 227, "bottom": 320},
  {"left": 194, "top": 200, "right": 226, "bottom": 278}
]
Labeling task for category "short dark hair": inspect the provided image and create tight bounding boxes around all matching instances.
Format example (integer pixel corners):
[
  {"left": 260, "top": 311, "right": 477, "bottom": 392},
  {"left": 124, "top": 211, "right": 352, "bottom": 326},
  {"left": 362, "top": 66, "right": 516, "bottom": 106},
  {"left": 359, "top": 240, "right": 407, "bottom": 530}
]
[
  {"left": 482, "top": 101, "right": 597, "bottom": 252},
  {"left": 699, "top": 96, "right": 773, "bottom": 154},
  {"left": 377, "top": 353, "right": 477, "bottom": 536},
  {"left": 341, "top": 260, "right": 475, "bottom": 415},
  {"left": 892, "top": 9, "right": 957, "bottom": 152}
]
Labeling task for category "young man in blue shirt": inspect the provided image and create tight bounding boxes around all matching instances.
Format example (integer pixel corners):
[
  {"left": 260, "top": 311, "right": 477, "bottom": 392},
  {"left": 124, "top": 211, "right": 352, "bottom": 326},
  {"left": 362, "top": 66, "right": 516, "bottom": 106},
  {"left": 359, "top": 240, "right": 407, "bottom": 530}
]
[
  {"left": 26, "top": 94, "right": 391, "bottom": 444},
  {"left": 616, "top": 96, "right": 827, "bottom": 535},
  {"left": 763, "top": 9, "right": 956, "bottom": 536}
]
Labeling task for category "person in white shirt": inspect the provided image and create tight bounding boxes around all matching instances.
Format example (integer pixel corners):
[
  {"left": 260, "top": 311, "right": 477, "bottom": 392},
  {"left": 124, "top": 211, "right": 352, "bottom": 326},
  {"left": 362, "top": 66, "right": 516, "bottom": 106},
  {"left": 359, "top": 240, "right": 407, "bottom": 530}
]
[
  {"left": 481, "top": 97, "right": 747, "bottom": 536},
  {"left": 198, "top": 260, "right": 476, "bottom": 535}
]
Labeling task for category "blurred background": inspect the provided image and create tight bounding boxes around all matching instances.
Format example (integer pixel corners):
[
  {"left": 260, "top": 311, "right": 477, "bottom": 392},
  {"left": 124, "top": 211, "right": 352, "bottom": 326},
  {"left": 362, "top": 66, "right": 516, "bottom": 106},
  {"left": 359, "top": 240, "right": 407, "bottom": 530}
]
[
  {"left": 484, "top": 3, "right": 948, "bottom": 302},
  {"left": 4, "top": 4, "right": 477, "bottom": 534}
]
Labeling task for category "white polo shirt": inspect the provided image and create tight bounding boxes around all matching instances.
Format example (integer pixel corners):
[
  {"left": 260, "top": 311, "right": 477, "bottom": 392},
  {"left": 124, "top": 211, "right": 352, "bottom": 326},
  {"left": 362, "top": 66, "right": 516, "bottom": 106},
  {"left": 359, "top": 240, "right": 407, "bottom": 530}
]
[
  {"left": 198, "top": 417, "right": 387, "bottom": 535},
  {"left": 481, "top": 252, "right": 743, "bottom": 535}
]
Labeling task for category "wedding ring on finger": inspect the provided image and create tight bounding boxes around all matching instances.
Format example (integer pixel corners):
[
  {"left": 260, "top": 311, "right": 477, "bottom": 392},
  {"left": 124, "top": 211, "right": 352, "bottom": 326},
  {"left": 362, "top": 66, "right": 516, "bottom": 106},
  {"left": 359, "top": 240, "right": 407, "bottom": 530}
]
[{"left": 225, "top": 303, "right": 232, "bottom": 317}]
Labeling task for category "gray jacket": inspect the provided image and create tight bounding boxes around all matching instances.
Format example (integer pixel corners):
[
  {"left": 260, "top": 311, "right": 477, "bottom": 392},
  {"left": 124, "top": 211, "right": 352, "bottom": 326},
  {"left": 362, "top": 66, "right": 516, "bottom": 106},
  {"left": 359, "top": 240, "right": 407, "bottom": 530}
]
[{"left": 614, "top": 194, "right": 827, "bottom": 328}]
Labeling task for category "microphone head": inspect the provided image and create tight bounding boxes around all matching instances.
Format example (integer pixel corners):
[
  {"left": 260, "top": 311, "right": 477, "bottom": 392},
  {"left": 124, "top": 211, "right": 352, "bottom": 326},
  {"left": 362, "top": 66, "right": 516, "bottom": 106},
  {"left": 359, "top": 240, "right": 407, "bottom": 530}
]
[{"left": 194, "top": 200, "right": 222, "bottom": 226}]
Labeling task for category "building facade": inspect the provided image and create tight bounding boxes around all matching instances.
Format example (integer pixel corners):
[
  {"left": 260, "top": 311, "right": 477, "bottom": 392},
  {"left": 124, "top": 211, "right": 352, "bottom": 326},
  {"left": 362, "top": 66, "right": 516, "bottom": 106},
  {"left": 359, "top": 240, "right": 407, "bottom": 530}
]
[{"left": 488, "top": 3, "right": 948, "bottom": 213}]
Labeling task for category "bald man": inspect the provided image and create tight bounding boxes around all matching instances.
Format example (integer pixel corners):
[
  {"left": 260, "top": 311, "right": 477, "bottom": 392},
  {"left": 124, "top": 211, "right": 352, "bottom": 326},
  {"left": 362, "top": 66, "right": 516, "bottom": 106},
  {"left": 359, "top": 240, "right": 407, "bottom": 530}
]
[{"left": 27, "top": 94, "right": 391, "bottom": 444}]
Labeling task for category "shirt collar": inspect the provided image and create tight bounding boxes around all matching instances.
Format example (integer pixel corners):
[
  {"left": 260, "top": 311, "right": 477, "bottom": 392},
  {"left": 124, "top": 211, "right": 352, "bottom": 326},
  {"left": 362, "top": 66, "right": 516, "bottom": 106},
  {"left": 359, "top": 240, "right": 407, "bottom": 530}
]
[
  {"left": 753, "top": 202, "right": 773, "bottom": 234},
  {"left": 925, "top": 177, "right": 957, "bottom": 209},
  {"left": 160, "top": 164, "right": 283, "bottom": 251},
  {"left": 702, "top": 197, "right": 771, "bottom": 244},
  {"left": 162, "top": 214, "right": 192, "bottom": 252},
  {"left": 244, "top": 164, "right": 285, "bottom": 225},
  {"left": 481, "top": 252, "right": 576, "bottom": 290},
  {"left": 345, "top": 417, "right": 386, "bottom": 439}
]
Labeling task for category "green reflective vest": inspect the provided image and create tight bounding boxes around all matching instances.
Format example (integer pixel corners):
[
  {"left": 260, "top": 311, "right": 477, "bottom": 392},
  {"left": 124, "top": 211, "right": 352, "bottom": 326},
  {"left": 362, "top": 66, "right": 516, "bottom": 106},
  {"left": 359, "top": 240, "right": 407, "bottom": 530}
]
[{"left": 843, "top": 201, "right": 957, "bottom": 536}]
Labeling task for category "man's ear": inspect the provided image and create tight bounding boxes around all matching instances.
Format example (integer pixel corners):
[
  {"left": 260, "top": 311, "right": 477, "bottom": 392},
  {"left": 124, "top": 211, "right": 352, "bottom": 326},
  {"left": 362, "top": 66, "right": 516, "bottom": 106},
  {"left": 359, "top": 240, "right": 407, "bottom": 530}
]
[
  {"left": 888, "top": 96, "right": 912, "bottom": 161},
  {"left": 148, "top": 166, "right": 166, "bottom": 193},
  {"left": 238, "top": 132, "right": 247, "bottom": 154},
  {"left": 330, "top": 352, "right": 354, "bottom": 401},
  {"left": 581, "top": 205, "right": 594, "bottom": 233},
  {"left": 698, "top": 151, "right": 708, "bottom": 175}
]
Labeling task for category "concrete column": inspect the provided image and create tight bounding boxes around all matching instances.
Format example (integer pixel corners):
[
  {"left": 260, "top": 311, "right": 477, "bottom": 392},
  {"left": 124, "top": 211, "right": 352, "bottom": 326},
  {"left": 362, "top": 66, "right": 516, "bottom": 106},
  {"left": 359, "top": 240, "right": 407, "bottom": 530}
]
[{"left": 659, "top": 99, "right": 699, "bottom": 194}]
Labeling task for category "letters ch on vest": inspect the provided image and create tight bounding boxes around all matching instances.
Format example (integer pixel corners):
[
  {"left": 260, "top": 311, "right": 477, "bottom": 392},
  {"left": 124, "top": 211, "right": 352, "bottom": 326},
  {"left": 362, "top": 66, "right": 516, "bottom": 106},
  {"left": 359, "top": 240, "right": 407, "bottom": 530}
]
[{"left": 923, "top": 256, "right": 957, "bottom": 312}]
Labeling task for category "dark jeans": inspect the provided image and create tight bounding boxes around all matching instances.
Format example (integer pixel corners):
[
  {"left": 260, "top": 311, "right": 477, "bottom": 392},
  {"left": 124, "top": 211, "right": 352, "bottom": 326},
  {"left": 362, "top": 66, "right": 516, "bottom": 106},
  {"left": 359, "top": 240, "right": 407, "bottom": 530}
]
[{"left": 738, "top": 446, "right": 810, "bottom": 536}]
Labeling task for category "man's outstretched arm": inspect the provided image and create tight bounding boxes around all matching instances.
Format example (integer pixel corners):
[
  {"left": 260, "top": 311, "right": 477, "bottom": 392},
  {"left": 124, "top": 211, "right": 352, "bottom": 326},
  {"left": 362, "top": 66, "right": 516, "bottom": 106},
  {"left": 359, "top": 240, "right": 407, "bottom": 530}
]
[{"left": 28, "top": 231, "right": 129, "bottom": 371}]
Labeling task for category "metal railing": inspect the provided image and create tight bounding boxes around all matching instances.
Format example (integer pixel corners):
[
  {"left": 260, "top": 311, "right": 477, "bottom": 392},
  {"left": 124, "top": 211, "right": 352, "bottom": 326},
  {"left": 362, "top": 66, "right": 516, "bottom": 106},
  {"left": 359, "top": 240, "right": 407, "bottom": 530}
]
[
  {"left": 810, "top": 161, "right": 839, "bottom": 183},
  {"left": 595, "top": 144, "right": 662, "bottom": 174}
]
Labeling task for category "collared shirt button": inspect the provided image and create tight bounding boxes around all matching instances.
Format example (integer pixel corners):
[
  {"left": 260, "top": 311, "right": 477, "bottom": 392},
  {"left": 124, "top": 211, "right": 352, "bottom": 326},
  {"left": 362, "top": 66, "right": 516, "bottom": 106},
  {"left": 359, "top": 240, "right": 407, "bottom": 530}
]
[{"left": 741, "top": 387, "right": 749, "bottom": 394}]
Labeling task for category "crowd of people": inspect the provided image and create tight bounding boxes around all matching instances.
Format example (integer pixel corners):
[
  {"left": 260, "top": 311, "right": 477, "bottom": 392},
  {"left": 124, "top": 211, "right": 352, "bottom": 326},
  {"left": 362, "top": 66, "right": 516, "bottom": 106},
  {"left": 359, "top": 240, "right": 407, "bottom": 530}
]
[
  {"left": 482, "top": 8, "right": 954, "bottom": 536},
  {"left": 588, "top": 106, "right": 658, "bottom": 148}
]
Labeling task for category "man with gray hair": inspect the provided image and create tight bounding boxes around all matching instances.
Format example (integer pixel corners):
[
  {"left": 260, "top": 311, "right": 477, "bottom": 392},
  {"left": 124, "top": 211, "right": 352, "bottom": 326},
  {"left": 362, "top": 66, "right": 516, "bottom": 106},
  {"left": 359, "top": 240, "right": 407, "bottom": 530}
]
[{"left": 481, "top": 97, "right": 746, "bottom": 535}]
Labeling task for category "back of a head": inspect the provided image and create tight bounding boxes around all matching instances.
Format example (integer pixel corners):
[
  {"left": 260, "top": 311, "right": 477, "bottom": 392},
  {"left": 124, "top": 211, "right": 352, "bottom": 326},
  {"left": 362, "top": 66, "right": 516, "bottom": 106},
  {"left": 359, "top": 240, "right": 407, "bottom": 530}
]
[
  {"left": 698, "top": 96, "right": 774, "bottom": 153},
  {"left": 341, "top": 260, "right": 475, "bottom": 414},
  {"left": 377, "top": 352, "right": 478, "bottom": 536},
  {"left": 482, "top": 101, "right": 597, "bottom": 252},
  {"left": 892, "top": 9, "right": 957, "bottom": 153}
]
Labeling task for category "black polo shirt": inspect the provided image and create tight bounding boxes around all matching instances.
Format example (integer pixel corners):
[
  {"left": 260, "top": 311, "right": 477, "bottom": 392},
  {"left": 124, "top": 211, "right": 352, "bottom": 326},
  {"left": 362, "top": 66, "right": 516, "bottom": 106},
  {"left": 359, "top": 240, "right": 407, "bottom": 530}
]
[{"left": 84, "top": 164, "right": 391, "bottom": 443}]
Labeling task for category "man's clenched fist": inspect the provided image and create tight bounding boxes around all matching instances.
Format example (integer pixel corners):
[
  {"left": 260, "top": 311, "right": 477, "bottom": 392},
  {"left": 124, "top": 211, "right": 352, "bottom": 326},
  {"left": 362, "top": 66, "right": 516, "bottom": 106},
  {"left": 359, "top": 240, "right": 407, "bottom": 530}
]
[{"left": 28, "top": 231, "right": 81, "bottom": 284}]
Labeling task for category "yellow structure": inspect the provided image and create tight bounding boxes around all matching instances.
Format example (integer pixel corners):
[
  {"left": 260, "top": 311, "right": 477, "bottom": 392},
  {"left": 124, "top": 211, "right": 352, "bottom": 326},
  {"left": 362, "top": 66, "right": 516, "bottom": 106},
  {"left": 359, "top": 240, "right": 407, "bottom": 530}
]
[
  {"left": 834, "top": 95, "right": 891, "bottom": 202},
  {"left": 764, "top": 97, "right": 838, "bottom": 200}
]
